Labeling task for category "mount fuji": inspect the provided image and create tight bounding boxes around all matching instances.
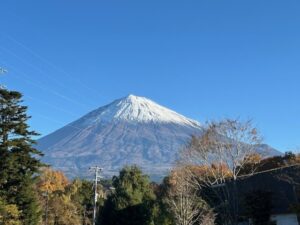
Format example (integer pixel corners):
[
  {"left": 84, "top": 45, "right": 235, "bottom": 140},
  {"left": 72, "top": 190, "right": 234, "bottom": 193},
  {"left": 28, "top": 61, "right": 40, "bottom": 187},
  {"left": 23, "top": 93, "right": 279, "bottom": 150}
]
[
  {"left": 37, "top": 95, "right": 280, "bottom": 179},
  {"left": 37, "top": 95, "right": 203, "bottom": 179}
]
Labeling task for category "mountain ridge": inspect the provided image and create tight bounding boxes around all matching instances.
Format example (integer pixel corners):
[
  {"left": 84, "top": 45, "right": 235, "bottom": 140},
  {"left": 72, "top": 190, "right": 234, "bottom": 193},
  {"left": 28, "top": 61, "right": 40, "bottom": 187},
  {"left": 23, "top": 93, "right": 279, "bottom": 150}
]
[
  {"left": 37, "top": 95, "right": 203, "bottom": 178},
  {"left": 37, "top": 95, "right": 280, "bottom": 180}
]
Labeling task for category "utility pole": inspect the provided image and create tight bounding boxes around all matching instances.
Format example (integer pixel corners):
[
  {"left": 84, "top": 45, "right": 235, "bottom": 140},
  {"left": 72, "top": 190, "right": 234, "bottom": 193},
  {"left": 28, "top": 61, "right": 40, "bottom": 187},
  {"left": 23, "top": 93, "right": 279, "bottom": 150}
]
[{"left": 89, "top": 166, "right": 102, "bottom": 225}]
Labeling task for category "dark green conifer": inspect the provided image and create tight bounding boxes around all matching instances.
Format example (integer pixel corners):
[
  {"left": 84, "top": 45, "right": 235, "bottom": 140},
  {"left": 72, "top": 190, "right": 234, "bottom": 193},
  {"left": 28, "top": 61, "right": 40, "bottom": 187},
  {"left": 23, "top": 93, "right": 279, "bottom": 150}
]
[
  {"left": 0, "top": 88, "right": 43, "bottom": 225},
  {"left": 98, "top": 166, "right": 156, "bottom": 225}
]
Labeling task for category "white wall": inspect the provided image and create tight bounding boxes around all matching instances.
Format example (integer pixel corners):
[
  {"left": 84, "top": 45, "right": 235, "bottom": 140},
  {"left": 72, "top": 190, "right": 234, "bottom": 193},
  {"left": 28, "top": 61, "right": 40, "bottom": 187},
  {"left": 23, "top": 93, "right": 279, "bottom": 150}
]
[{"left": 271, "top": 214, "right": 299, "bottom": 225}]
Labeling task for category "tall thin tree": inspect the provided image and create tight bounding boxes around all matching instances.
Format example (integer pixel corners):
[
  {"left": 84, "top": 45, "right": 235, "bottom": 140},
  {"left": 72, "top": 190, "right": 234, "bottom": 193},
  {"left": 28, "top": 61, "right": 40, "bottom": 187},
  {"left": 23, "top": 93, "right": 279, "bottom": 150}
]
[{"left": 0, "top": 88, "right": 43, "bottom": 225}]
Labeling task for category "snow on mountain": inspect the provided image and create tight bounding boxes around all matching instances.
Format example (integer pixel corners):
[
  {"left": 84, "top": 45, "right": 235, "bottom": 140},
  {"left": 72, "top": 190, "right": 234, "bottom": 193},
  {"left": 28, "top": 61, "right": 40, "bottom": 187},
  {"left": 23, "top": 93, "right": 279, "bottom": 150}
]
[
  {"left": 79, "top": 94, "right": 201, "bottom": 127},
  {"left": 37, "top": 95, "right": 203, "bottom": 179}
]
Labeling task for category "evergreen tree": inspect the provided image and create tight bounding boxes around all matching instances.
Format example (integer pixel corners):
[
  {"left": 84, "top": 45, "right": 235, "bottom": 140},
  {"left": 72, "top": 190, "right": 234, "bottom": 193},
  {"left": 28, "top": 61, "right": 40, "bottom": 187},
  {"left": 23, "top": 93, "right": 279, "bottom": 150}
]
[
  {"left": 151, "top": 181, "right": 174, "bottom": 225},
  {"left": 70, "top": 179, "right": 94, "bottom": 224},
  {"left": 98, "top": 166, "right": 156, "bottom": 225},
  {"left": 0, "top": 88, "right": 43, "bottom": 224}
]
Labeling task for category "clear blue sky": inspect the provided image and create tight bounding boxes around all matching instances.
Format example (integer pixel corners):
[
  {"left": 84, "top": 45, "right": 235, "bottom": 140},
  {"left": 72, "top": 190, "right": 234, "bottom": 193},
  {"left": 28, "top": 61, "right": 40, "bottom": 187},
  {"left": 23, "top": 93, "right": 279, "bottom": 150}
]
[{"left": 0, "top": 0, "right": 299, "bottom": 152}]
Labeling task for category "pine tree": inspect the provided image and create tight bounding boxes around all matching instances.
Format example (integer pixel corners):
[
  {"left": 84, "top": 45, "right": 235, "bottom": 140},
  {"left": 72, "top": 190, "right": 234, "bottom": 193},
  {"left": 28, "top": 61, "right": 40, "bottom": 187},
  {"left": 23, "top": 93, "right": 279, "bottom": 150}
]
[
  {"left": 98, "top": 166, "right": 156, "bottom": 225},
  {"left": 0, "top": 88, "right": 43, "bottom": 225}
]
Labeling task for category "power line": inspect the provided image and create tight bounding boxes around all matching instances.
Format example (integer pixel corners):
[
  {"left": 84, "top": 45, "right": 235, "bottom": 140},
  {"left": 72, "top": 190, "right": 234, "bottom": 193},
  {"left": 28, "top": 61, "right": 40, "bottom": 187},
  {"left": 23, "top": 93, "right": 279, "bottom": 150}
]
[
  {"left": 237, "top": 163, "right": 300, "bottom": 179},
  {"left": 0, "top": 39, "right": 180, "bottom": 177},
  {"left": 0, "top": 9, "right": 109, "bottom": 107},
  {"left": 0, "top": 60, "right": 93, "bottom": 109},
  {"left": 3, "top": 33, "right": 105, "bottom": 101},
  {"left": 26, "top": 95, "right": 78, "bottom": 117},
  {"left": 0, "top": 45, "right": 98, "bottom": 107}
]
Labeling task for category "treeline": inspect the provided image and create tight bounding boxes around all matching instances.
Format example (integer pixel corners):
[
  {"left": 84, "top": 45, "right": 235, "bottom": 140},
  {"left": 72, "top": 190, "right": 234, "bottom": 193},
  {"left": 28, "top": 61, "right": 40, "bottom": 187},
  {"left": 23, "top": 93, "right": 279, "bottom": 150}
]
[{"left": 1, "top": 87, "right": 300, "bottom": 225}]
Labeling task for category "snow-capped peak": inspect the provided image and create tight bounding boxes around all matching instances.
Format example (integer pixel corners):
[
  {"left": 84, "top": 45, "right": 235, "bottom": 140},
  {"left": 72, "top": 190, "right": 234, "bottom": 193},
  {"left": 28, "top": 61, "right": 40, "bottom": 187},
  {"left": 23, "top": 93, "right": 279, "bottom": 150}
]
[{"left": 83, "top": 94, "right": 201, "bottom": 127}]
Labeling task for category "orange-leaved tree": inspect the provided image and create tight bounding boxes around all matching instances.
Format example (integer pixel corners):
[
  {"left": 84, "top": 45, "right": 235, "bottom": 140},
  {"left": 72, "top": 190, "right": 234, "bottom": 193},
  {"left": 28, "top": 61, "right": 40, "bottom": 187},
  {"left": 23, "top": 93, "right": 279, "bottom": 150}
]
[{"left": 36, "top": 168, "right": 82, "bottom": 225}]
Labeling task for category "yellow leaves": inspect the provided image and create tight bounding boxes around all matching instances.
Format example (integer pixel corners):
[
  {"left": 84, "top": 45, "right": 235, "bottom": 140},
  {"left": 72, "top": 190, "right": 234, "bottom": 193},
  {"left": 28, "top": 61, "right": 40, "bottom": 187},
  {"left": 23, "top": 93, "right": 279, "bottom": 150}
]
[
  {"left": 186, "top": 164, "right": 231, "bottom": 179},
  {"left": 37, "top": 167, "right": 69, "bottom": 194},
  {"left": 47, "top": 194, "right": 81, "bottom": 225},
  {"left": 0, "top": 200, "right": 21, "bottom": 225},
  {"left": 244, "top": 153, "right": 262, "bottom": 164},
  {"left": 36, "top": 169, "right": 86, "bottom": 225}
]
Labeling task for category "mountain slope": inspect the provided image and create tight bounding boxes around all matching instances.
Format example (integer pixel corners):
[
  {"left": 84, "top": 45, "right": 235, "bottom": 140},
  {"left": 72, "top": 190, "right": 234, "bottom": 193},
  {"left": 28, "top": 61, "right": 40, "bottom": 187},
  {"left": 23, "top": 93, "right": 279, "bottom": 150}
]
[
  {"left": 38, "top": 95, "right": 281, "bottom": 179},
  {"left": 37, "top": 95, "right": 203, "bottom": 178}
]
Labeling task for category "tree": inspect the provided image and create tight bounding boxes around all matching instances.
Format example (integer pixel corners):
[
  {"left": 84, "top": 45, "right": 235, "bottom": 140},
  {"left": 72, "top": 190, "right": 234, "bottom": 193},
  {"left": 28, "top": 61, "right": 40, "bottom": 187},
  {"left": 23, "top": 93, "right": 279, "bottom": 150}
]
[
  {"left": 182, "top": 119, "right": 263, "bottom": 225},
  {"left": 151, "top": 182, "right": 174, "bottom": 225},
  {"left": 255, "top": 152, "right": 300, "bottom": 172},
  {"left": 37, "top": 167, "right": 69, "bottom": 224},
  {"left": 0, "top": 197, "right": 21, "bottom": 225},
  {"left": 46, "top": 191, "right": 81, "bottom": 225},
  {"left": 37, "top": 167, "right": 69, "bottom": 194},
  {"left": 0, "top": 88, "right": 43, "bottom": 224},
  {"left": 36, "top": 168, "right": 84, "bottom": 225},
  {"left": 70, "top": 179, "right": 94, "bottom": 225},
  {"left": 165, "top": 167, "right": 215, "bottom": 225},
  {"left": 98, "top": 165, "right": 156, "bottom": 225}
]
